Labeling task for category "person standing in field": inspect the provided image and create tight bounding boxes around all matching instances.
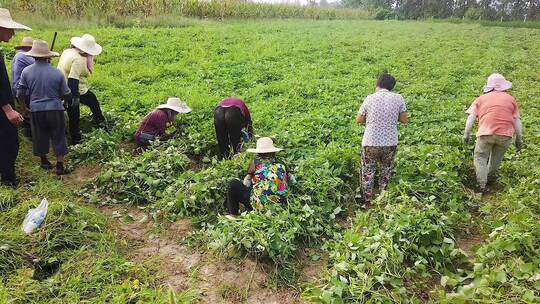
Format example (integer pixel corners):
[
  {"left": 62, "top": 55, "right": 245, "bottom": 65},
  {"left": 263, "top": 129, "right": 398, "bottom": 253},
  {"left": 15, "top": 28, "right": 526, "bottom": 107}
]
[
  {"left": 356, "top": 73, "right": 408, "bottom": 202},
  {"left": 134, "top": 97, "right": 191, "bottom": 151},
  {"left": 224, "top": 137, "right": 288, "bottom": 215},
  {"left": 57, "top": 34, "right": 104, "bottom": 144},
  {"left": 11, "top": 36, "right": 35, "bottom": 138},
  {"left": 0, "top": 8, "right": 30, "bottom": 187},
  {"left": 214, "top": 97, "right": 254, "bottom": 160},
  {"left": 463, "top": 73, "right": 523, "bottom": 192},
  {"left": 17, "top": 40, "right": 72, "bottom": 175}
]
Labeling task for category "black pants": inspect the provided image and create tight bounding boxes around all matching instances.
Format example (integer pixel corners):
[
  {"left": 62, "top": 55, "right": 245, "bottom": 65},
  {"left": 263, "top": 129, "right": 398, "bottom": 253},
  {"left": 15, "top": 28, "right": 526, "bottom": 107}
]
[
  {"left": 0, "top": 115, "right": 19, "bottom": 186},
  {"left": 214, "top": 106, "right": 245, "bottom": 160},
  {"left": 67, "top": 90, "right": 104, "bottom": 144},
  {"left": 30, "top": 111, "right": 68, "bottom": 157},
  {"left": 224, "top": 179, "right": 253, "bottom": 215}
]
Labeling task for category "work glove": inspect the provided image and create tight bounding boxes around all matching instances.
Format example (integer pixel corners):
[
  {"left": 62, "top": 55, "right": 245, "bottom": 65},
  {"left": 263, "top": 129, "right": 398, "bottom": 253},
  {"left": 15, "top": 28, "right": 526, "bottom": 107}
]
[
  {"left": 71, "top": 97, "right": 80, "bottom": 108},
  {"left": 241, "top": 129, "right": 250, "bottom": 142},
  {"left": 515, "top": 137, "right": 524, "bottom": 153},
  {"left": 243, "top": 174, "right": 252, "bottom": 187},
  {"left": 463, "top": 132, "right": 470, "bottom": 145}
]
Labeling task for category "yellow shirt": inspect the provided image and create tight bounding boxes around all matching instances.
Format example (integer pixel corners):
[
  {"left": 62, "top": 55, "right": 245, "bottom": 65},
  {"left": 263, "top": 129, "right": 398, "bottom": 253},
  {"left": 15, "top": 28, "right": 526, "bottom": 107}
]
[{"left": 57, "top": 48, "right": 90, "bottom": 95}]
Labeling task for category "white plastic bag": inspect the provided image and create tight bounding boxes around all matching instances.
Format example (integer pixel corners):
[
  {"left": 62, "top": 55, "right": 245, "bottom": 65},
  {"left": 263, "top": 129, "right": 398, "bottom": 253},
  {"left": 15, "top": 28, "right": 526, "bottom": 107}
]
[{"left": 22, "top": 198, "right": 49, "bottom": 234}]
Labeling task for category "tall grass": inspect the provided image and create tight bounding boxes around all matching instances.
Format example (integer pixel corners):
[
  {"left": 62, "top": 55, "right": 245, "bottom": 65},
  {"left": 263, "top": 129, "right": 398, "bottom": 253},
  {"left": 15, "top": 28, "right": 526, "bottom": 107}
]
[{"left": 3, "top": 0, "right": 369, "bottom": 21}]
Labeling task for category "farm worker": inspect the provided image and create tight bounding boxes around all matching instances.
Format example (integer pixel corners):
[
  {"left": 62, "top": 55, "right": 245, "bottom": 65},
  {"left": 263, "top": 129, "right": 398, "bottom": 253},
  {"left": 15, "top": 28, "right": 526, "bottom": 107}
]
[
  {"left": 214, "top": 97, "right": 254, "bottom": 160},
  {"left": 57, "top": 33, "right": 104, "bottom": 145},
  {"left": 134, "top": 97, "right": 191, "bottom": 150},
  {"left": 11, "top": 36, "right": 35, "bottom": 137},
  {"left": 224, "top": 137, "right": 288, "bottom": 215},
  {"left": 463, "top": 73, "right": 523, "bottom": 191},
  {"left": 0, "top": 8, "right": 30, "bottom": 187},
  {"left": 356, "top": 73, "right": 408, "bottom": 202},
  {"left": 17, "top": 40, "right": 72, "bottom": 175}
]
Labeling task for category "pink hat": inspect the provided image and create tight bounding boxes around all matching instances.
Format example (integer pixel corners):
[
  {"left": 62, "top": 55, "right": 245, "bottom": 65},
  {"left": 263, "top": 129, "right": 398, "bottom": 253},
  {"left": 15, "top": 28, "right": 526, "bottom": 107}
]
[{"left": 483, "top": 73, "right": 512, "bottom": 93}]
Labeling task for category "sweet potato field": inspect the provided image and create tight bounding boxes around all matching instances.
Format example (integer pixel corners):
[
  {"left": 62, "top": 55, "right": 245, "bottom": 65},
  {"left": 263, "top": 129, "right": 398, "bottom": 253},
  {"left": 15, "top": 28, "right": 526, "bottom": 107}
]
[{"left": 1, "top": 19, "right": 539, "bottom": 303}]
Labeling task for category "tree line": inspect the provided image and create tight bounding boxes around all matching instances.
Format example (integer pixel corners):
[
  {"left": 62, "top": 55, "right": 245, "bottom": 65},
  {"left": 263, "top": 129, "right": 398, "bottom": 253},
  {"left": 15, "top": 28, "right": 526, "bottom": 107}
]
[{"left": 340, "top": 0, "right": 540, "bottom": 21}]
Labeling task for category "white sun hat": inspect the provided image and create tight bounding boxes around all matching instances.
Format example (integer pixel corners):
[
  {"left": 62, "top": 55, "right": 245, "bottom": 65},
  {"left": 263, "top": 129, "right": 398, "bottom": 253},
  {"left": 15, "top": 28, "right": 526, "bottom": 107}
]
[
  {"left": 483, "top": 73, "right": 512, "bottom": 93},
  {"left": 247, "top": 137, "right": 283, "bottom": 154},
  {"left": 70, "top": 34, "right": 102, "bottom": 56},
  {"left": 25, "top": 40, "right": 59, "bottom": 58},
  {"left": 0, "top": 8, "right": 31, "bottom": 31},
  {"left": 156, "top": 97, "right": 192, "bottom": 114}
]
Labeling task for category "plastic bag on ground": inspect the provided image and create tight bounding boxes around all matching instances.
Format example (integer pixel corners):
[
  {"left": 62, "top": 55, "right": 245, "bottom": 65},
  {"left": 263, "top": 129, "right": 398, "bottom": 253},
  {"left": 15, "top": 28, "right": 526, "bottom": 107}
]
[{"left": 22, "top": 198, "right": 49, "bottom": 234}]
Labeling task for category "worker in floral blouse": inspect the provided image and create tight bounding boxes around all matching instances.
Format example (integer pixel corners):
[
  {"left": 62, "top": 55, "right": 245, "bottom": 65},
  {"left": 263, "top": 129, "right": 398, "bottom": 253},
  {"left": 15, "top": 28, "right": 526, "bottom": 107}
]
[
  {"left": 224, "top": 137, "right": 289, "bottom": 215},
  {"left": 356, "top": 73, "right": 408, "bottom": 202}
]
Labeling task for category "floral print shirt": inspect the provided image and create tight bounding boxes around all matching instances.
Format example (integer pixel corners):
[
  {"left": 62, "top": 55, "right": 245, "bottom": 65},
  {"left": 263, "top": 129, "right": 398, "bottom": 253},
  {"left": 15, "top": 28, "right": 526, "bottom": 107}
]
[
  {"left": 358, "top": 89, "right": 407, "bottom": 147},
  {"left": 250, "top": 157, "right": 288, "bottom": 209}
]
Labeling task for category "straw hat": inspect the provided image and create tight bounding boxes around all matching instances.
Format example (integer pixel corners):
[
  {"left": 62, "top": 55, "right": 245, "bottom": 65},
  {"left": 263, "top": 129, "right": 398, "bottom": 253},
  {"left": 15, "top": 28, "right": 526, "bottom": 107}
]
[
  {"left": 25, "top": 40, "right": 59, "bottom": 58},
  {"left": 70, "top": 34, "right": 102, "bottom": 56},
  {"left": 247, "top": 137, "right": 283, "bottom": 154},
  {"left": 157, "top": 97, "right": 192, "bottom": 114},
  {"left": 0, "top": 8, "right": 31, "bottom": 31},
  {"left": 484, "top": 73, "right": 512, "bottom": 93},
  {"left": 14, "top": 36, "right": 33, "bottom": 49}
]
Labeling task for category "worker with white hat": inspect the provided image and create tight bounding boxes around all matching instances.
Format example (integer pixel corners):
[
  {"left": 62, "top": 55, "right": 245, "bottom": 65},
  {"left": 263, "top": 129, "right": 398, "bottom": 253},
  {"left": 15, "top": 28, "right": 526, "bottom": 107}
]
[
  {"left": 57, "top": 33, "right": 104, "bottom": 144},
  {"left": 224, "top": 137, "right": 289, "bottom": 215},
  {"left": 134, "top": 97, "right": 192, "bottom": 151},
  {"left": 463, "top": 73, "right": 524, "bottom": 192},
  {"left": 0, "top": 8, "right": 30, "bottom": 187}
]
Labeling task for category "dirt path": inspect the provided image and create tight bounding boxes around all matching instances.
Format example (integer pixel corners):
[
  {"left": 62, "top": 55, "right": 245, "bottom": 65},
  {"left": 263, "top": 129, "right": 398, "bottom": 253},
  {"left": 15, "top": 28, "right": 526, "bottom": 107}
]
[
  {"left": 101, "top": 206, "right": 308, "bottom": 303},
  {"left": 64, "top": 165, "right": 323, "bottom": 303}
]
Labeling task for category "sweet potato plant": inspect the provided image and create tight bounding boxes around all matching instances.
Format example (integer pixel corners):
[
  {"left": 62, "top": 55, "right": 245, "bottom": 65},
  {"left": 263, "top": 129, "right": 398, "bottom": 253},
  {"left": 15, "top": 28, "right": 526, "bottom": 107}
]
[{"left": 2, "top": 19, "right": 538, "bottom": 302}]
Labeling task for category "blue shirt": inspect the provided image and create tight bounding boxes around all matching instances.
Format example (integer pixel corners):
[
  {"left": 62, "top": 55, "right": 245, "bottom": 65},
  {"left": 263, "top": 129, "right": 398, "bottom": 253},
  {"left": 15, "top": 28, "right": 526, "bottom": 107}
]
[
  {"left": 17, "top": 61, "right": 71, "bottom": 112},
  {"left": 11, "top": 50, "right": 34, "bottom": 91}
]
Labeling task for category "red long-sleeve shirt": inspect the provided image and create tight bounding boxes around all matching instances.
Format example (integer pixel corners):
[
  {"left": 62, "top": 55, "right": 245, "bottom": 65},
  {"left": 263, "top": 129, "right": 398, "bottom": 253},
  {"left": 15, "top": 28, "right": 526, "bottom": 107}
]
[{"left": 134, "top": 109, "right": 169, "bottom": 145}]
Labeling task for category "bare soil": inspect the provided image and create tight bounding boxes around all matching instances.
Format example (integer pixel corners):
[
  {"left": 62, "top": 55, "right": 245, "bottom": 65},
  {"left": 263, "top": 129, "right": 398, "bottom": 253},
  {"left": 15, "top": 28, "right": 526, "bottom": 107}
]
[
  {"left": 100, "top": 206, "right": 316, "bottom": 303},
  {"left": 63, "top": 164, "right": 325, "bottom": 303}
]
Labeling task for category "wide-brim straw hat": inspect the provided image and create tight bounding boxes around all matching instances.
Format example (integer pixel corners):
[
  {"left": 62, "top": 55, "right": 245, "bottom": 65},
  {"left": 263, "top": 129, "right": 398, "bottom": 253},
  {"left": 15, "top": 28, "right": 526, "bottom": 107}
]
[
  {"left": 25, "top": 40, "right": 59, "bottom": 58},
  {"left": 483, "top": 73, "right": 512, "bottom": 93},
  {"left": 0, "top": 8, "right": 31, "bottom": 31},
  {"left": 156, "top": 97, "right": 192, "bottom": 114},
  {"left": 247, "top": 137, "right": 283, "bottom": 154},
  {"left": 14, "top": 36, "right": 33, "bottom": 49},
  {"left": 70, "top": 33, "right": 102, "bottom": 56}
]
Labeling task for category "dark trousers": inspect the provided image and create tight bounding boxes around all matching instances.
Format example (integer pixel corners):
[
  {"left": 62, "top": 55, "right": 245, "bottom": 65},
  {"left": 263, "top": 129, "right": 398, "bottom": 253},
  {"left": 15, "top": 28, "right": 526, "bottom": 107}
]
[
  {"left": 224, "top": 179, "right": 253, "bottom": 215},
  {"left": 67, "top": 90, "right": 104, "bottom": 144},
  {"left": 30, "top": 111, "right": 68, "bottom": 157},
  {"left": 0, "top": 116, "right": 19, "bottom": 186},
  {"left": 214, "top": 106, "right": 244, "bottom": 160}
]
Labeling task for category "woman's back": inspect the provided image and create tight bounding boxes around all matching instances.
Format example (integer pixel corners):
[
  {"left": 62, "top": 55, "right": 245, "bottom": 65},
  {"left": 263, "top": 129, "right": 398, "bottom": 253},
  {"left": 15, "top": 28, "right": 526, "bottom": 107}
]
[{"left": 251, "top": 157, "right": 288, "bottom": 209}]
